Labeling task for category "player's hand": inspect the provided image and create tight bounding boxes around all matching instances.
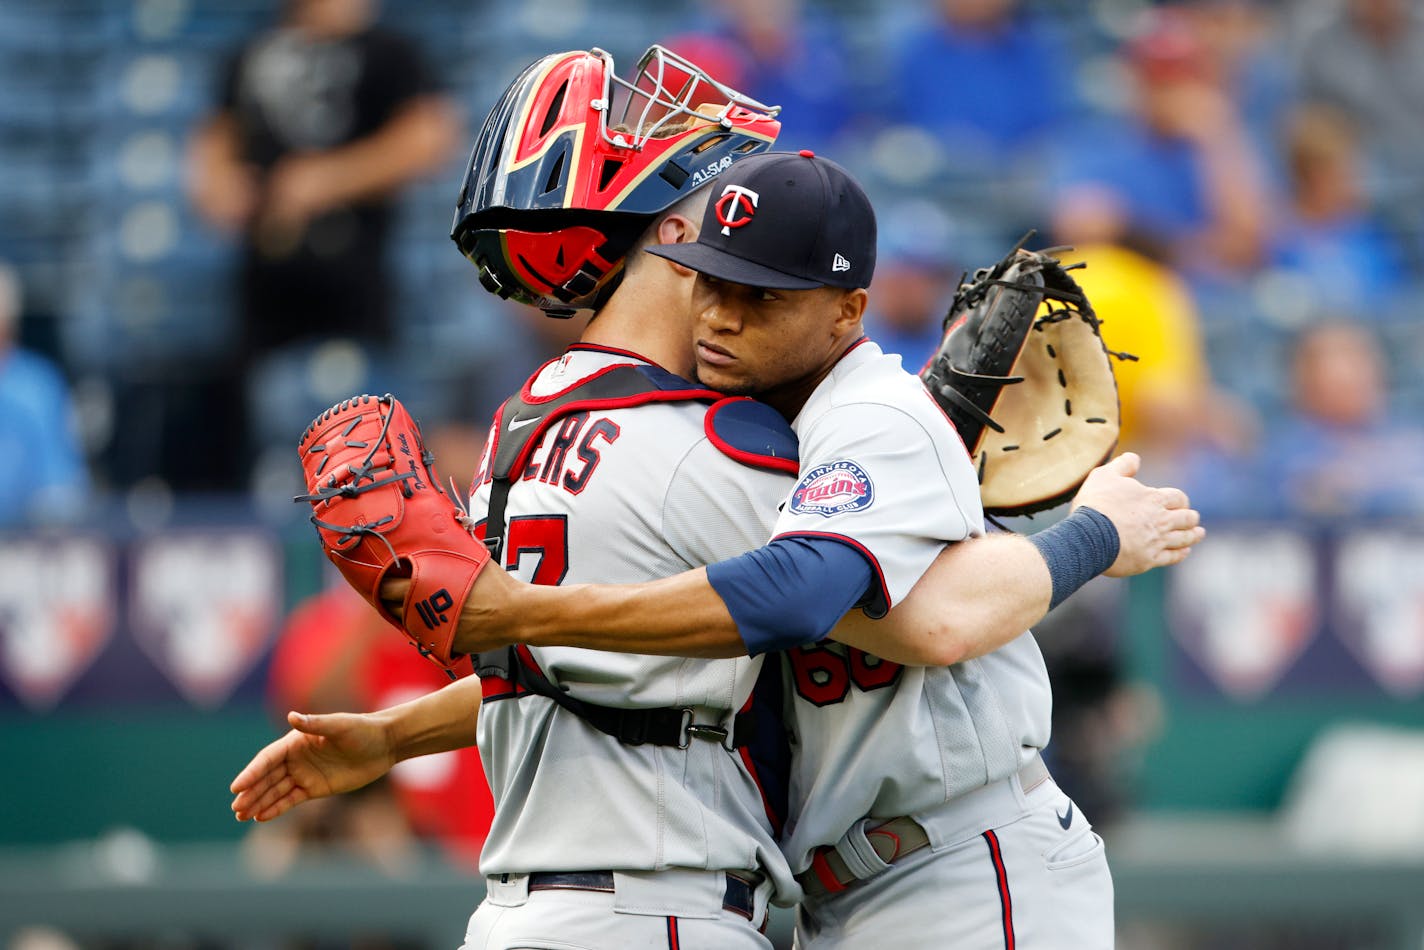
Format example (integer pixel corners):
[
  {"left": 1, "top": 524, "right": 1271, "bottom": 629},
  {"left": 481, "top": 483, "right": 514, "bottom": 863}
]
[
  {"left": 381, "top": 563, "right": 523, "bottom": 654},
  {"left": 1071, "top": 452, "right": 1205, "bottom": 577},
  {"left": 229, "top": 710, "right": 396, "bottom": 822}
]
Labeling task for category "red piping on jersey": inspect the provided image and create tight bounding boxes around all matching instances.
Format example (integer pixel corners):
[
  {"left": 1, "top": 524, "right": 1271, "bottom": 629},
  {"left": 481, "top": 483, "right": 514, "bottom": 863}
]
[
  {"left": 666, "top": 916, "right": 680, "bottom": 949},
  {"left": 568, "top": 342, "right": 666, "bottom": 370},
  {"left": 773, "top": 530, "right": 892, "bottom": 616},
  {"left": 705, "top": 398, "right": 800, "bottom": 475},
  {"left": 983, "top": 830, "right": 1016, "bottom": 950},
  {"left": 736, "top": 692, "right": 784, "bottom": 835},
  {"left": 833, "top": 335, "right": 874, "bottom": 368},
  {"left": 919, "top": 387, "right": 970, "bottom": 453},
  {"left": 736, "top": 745, "right": 783, "bottom": 838},
  {"left": 809, "top": 849, "right": 849, "bottom": 894},
  {"left": 735, "top": 688, "right": 786, "bottom": 837},
  {"left": 519, "top": 360, "right": 639, "bottom": 404},
  {"left": 505, "top": 387, "right": 723, "bottom": 482}
]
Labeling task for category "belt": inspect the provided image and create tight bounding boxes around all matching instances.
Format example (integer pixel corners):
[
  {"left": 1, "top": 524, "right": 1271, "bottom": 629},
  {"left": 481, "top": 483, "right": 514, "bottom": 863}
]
[
  {"left": 525, "top": 871, "right": 758, "bottom": 921},
  {"left": 799, "top": 754, "right": 1051, "bottom": 899}
]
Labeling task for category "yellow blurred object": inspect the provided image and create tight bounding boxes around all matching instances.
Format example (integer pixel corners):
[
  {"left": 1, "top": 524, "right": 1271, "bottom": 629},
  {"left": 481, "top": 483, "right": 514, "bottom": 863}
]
[{"left": 1069, "top": 243, "right": 1210, "bottom": 449}]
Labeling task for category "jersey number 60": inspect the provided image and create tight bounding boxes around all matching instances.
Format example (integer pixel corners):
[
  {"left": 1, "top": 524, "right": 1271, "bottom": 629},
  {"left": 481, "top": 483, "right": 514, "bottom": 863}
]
[{"left": 787, "top": 643, "right": 903, "bottom": 707}]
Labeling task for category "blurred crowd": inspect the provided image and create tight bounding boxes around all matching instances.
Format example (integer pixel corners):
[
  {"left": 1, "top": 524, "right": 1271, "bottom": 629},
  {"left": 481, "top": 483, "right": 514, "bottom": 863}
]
[
  {"left": 1, "top": 0, "right": 1423, "bottom": 887},
  {"left": 0, "top": 0, "right": 1420, "bottom": 528}
]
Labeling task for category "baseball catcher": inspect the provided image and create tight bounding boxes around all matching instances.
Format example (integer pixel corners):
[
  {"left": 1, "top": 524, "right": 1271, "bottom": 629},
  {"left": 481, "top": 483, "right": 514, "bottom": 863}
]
[{"left": 921, "top": 236, "right": 1127, "bottom": 515}]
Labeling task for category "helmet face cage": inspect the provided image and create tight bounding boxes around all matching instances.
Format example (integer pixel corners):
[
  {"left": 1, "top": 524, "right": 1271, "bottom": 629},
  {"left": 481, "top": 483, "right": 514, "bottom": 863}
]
[
  {"left": 451, "top": 45, "right": 781, "bottom": 316},
  {"left": 605, "top": 45, "right": 778, "bottom": 151}
]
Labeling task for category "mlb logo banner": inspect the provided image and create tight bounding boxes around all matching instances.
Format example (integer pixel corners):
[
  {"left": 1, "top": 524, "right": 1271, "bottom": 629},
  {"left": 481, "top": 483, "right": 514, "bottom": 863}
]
[
  {"left": 1333, "top": 528, "right": 1424, "bottom": 698},
  {"left": 130, "top": 530, "right": 282, "bottom": 708},
  {"left": 0, "top": 536, "right": 115, "bottom": 711},
  {"left": 1166, "top": 529, "right": 1318, "bottom": 700},
  {"left": 790, "top": 460, "right": 874, "bottom": 517}
]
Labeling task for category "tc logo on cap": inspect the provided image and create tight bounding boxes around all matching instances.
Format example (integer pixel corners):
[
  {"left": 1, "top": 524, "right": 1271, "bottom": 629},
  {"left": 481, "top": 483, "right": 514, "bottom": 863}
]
[{"left": 715, "top": 184, "right": 760, "bottom": 236}]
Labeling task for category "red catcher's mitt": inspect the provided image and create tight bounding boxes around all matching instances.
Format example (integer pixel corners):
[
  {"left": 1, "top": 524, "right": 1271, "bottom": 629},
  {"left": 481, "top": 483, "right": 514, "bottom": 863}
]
[{"left": 297, "top": 394, "right": 490, "bottom": 674}]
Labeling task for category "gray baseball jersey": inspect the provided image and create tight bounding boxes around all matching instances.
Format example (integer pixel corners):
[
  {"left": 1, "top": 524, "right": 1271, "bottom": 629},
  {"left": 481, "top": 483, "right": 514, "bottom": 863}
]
[
  {"left": 770, "top": 340, "right": 1054, "bottom": 875},
  {"left": 467, "top": 345, "right": 800, "bottom": 905}
]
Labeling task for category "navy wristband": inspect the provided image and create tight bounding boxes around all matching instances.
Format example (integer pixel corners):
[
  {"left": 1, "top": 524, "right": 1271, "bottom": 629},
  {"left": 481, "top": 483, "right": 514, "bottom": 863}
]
[{"left": 1027, "top": 506, "right": 1121, "bottom": 610}]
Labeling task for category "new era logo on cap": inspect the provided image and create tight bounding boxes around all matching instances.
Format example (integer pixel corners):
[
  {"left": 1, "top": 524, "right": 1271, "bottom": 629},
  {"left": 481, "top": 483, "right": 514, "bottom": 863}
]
[{"left": 647, "top": 149, "right": 877, "bottom": 290}]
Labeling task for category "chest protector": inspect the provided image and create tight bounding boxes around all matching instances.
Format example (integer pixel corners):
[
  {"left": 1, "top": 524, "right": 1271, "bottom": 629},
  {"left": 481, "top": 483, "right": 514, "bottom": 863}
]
[{"left": 475, "top": 360, "right": 798, "bottom": 750}]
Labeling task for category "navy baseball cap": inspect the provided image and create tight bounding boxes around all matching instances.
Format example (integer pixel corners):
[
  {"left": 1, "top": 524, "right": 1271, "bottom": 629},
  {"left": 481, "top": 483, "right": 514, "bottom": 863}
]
[{"left": 648, "top": 149, "right": 876, "bottom": 290}]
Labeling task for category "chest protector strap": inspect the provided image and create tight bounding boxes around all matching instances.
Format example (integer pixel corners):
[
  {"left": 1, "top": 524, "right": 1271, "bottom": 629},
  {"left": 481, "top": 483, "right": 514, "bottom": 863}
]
[
  {"left": 482, "top": 363, "right": 722, "bottom": 561},
  {"left": 476, "top": 646, "right": 758, "bottom": 748},
  {"left": 477, "top": 361, "right": 744, "bottom": 749}
]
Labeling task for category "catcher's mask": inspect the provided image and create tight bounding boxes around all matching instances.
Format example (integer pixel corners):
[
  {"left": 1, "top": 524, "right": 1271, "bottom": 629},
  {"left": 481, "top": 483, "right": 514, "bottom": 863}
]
[{"left": 450, "top": 45, "right": 781, "bottom": 317}]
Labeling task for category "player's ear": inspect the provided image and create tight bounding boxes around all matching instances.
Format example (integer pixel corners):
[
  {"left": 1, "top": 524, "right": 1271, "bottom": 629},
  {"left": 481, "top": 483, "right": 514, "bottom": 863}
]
[
  {"left": 833, "top": 288, "right": 868, "bottom": 336},
  {"left": 655, "top": 212, "right": 699, "bottom": 277}
]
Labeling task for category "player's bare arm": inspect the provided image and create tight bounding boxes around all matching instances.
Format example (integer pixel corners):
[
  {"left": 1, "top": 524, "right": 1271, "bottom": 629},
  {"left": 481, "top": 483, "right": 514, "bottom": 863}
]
[
  {"left": 230, "top": 675, "right": 482, "bottom": 822},
  {"left": 834, "top": 452, "right": 1203, "bottom": 664},
  {"left": 421, "top": 450, "right": 1202, "bottom": 665}
]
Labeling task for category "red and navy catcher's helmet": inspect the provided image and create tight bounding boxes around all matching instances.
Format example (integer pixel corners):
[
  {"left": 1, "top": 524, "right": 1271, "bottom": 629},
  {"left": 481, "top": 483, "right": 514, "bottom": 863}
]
[{"left": 451, "top": 45, "right": 781, "bottom": 317}]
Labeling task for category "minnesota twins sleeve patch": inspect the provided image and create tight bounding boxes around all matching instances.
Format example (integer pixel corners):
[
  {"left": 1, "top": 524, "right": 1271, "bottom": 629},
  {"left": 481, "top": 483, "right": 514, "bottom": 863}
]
[{"left": 790, "top": 461, "right": 874, "bottom": 517}]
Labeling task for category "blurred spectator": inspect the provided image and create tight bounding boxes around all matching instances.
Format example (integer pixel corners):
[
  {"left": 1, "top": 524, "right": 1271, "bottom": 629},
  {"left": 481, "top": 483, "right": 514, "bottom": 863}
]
[
  {"left": 671, "top": 0, "right": 858, "bottom": 154},
  {"left": 1294, "top": 0, "right": 1424, "bottom": 263},
  {"left": 1258, "top": 320, "right": 1424, "bottom": 518},
  {"left": 1071, "top": 240, "right": 1260, "bottom": 518},
  {"left": 1180, "top": 0, "right": 1295, "bottom": 148},
  {"left": 0, "top": 262, "right": 89, "bottom": 527},
  {"left": 1052, "top": 7, "right": 1272, "bottom": 281},
  {"left": 187, "top": 0, "right": 461, "bottom": 493},
  {"left": 883, "top": 0, "right": 1077, "bottom": 171},
  {"left": 1265, "top": 103, "right": 1410, "bottom": 316},
  {"left": 863, "top": 198, "right": 960, "bottom": 371}
]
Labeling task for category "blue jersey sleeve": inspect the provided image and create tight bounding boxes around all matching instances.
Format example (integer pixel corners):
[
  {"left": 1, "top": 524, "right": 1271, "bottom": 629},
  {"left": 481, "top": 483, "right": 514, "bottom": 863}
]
[{"left": 707, "top": 535, "right": 875, "bottom": 655}]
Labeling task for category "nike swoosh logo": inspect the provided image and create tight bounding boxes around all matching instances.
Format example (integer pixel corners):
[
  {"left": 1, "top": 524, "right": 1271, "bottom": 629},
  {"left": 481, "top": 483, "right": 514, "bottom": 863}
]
[
  {"left": 508, "top": 417, "right": 541, "bottom": 431},
  {"left": 1057, "top": 803, "right": 1074, "bottom": 830}
]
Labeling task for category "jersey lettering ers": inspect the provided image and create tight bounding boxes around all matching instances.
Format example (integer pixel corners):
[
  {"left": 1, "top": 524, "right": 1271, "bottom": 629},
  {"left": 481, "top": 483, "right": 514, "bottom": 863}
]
[{"left": 490, "top": 410, "right": 619, "bottom": 496}]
